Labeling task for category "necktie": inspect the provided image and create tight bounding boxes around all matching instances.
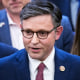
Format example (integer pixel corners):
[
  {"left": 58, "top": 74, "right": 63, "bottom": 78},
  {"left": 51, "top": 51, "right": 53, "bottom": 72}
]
[{"left": 36, "top": 63, "right": 45, "bottom": 80}]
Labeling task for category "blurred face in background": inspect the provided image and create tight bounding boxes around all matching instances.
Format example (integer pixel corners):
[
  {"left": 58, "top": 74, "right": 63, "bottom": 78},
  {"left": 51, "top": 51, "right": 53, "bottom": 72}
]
[{"left": 2, "top": 0, "right": 31, "bottom": 14}]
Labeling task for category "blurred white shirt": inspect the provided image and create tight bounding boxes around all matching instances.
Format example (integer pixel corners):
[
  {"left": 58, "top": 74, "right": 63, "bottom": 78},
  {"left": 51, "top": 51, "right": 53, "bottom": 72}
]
[{"left": 7, "top": 13, "right": 24, "bottom": 50}]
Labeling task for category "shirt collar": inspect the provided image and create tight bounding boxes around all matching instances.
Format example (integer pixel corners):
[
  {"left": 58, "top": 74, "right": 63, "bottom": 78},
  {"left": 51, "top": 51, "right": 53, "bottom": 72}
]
[
  {"left": 28, "top": 47, "right": 55, "bottom": 73},
  {"left": 44, "top": 47, "right": 55, "bottom": 72},
  {"left": 7, "top": 12, "right": 16, "bottom": 25}
]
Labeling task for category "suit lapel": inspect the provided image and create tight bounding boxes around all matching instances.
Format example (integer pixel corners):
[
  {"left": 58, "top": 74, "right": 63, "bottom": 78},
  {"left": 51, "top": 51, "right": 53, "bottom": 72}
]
[
  {"left": 54, "top": 48, "right": 71, "bottom": 80},
  {"left": 0, "top": 9, "right": 12, "bottom": 45},
  {"left": 15, "top": 49, "right": 31, "bottom": 80}
]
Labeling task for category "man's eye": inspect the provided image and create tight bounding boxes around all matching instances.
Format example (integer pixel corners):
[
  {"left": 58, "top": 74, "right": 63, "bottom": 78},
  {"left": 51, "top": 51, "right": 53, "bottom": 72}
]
[
  {"left": 39, "top": 31, "right": 47, "bottom": 36},
  {"left": 26, "top": 30, "right": 33, "bottom": 34}
]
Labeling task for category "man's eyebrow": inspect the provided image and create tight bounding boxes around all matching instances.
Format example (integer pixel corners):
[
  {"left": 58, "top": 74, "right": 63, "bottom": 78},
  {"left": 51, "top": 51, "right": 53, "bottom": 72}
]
[{"left": 22, "top": 28, "right": 52, "bottom": 32}]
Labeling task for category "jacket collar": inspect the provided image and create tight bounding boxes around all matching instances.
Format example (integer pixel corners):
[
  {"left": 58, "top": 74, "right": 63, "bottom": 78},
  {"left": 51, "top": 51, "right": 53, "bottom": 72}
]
[{"left": 15, "top": 49, "right": 31, "bottom": 80}]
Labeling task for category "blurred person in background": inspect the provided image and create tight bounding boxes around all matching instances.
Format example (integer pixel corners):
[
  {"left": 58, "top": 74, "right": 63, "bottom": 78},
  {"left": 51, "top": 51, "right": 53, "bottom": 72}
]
[
  {"left": 0, "top": 0, "right": 30, "bottom": 50},
  {"left": 55, "top": 15, "right": 74, "bottom": 53}
]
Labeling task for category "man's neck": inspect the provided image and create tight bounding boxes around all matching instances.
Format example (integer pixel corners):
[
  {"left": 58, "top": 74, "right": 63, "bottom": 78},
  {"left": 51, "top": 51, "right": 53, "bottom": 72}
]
[{"left": 7, "top": 10, "right": 20, "bottom": 26}]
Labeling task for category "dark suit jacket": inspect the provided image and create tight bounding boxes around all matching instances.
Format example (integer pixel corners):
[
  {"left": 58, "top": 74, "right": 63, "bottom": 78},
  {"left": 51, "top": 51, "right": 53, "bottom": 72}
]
[
  {"left": 55, "top": 16, "right": 74, "bottom": 53},
  {"left": 0, "top": 9, "right": 74, "bottom": 53},
  {"left": 0, "top": 9, "right": 12, "bottom": 45},
  {"left": 0, "top": 48, "right": 80, "bottom": 80},
  {"left": 0, "top": 42, "right": 18, "bottom": 58}
]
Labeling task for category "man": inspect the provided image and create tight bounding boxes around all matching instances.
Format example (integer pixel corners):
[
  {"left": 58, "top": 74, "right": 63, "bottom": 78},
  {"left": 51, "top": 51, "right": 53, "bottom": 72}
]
[
  {"left": 0, "top": 0, "right": 30, "bottom": 50},
  {"left": 0, "top": 1, "right": 80, "bottom": 80},
  {"left": 0, "top": 42, "right": 18, "bottom": 58},
  {"left": 0, "top": 0, "right": 30, "bottom": 58},
  {"left": 0, "top": 0, "right": 74, "bottom": 52}
]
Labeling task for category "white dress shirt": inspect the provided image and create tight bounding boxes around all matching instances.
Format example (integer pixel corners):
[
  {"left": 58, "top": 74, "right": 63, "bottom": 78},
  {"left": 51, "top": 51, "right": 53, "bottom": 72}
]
[
  {"left": 29, "top": 47, "right": 55, "bottom": 80},
  {"left": 7, "top": 13, "right": 24, "bottom": 50}
]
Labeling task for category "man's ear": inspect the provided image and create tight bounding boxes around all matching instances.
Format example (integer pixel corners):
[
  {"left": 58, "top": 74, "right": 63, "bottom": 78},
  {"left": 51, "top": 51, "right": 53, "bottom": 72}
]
[{"left": 55, "top": 26, "right": 63, "bottom": 40}]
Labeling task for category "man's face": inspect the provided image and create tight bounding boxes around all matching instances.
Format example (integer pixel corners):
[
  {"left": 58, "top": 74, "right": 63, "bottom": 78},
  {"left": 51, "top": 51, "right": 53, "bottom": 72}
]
[
  {"left": 2, "top": 0, "right": 30, "bottom": 14},
  {"left": 22, "top": 15, "right": 62, "bottom": 61}
]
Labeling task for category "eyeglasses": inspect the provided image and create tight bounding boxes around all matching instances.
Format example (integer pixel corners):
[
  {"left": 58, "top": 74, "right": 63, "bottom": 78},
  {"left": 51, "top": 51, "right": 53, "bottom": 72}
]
[{"left": 21, "top": 26, "right": 57, "bottom": 39}]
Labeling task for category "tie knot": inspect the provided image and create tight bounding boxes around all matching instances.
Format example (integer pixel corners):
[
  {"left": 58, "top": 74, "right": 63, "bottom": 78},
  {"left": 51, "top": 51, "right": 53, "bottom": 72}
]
[{"left": 38, "top": 63, "right": 45, "bottom": 71}]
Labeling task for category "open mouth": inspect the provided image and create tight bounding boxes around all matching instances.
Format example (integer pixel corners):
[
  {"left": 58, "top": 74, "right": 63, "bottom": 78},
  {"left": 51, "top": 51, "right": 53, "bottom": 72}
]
[
  {"left": 31, "top": 48, "right": 41, "bottom": 52},
  {"left": 32, "top": 48, "right": 40, "bottom": 50}
]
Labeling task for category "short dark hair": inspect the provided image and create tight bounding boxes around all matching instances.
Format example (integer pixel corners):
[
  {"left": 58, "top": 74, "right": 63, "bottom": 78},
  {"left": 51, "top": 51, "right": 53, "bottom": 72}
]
[{"left": 20, "top": 1, "right": 62, "bottom": 27}]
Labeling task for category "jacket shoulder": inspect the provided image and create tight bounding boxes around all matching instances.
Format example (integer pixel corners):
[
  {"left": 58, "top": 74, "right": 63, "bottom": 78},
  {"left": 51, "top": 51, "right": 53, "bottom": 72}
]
[
  {"left": 55, "top": 48, "right": 80, "bottom": 63},
  {"left": 0, "top": 49, "right": 27, "bottom": 63},
  {"left": 0, "top": 9, "right": 6, "bottom": 16}
]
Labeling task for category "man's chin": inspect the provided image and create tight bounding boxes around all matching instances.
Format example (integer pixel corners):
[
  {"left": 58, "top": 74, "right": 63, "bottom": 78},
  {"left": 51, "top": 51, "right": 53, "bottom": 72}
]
[{"left": 29, "top": 53, "right": 40, "bottom": 59}]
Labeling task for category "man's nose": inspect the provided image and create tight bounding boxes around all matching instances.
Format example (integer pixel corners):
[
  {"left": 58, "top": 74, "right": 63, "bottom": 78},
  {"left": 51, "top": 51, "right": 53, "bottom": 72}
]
[{"left": 31, "top": 33, "right": 39, "bottom": 44}]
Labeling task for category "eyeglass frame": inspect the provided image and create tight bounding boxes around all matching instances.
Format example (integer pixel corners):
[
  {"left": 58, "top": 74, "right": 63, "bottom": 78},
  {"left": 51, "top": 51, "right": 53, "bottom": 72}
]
[{"left": 21, "top": 26, "right": 59, "bottom": 39}]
